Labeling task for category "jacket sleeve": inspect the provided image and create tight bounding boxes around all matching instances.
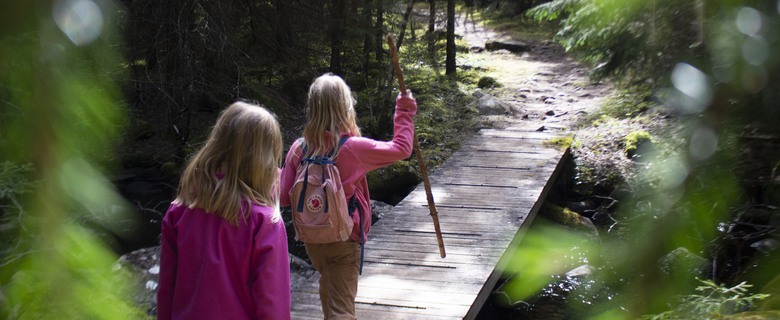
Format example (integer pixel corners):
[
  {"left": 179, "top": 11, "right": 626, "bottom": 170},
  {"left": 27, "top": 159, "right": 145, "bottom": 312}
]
[
  {"left": 250, "top": 206, "right": 291, "bottom": 320},
  {"left": 348, "top": 95, "right": 417, "bottom": 172},
  {"left": 279, "top": 139, "right": 303, "bottom": 208},
  {"left": 156, "top": 208, "right": 178, "bottom": 320}
]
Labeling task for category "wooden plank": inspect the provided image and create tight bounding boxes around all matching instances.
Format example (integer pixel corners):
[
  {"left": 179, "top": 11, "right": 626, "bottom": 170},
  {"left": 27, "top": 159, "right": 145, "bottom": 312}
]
[
  {"left": 478, "top": 129, "right": 567, "bottom": 139},
  {"left": 358, "top": 262, "right": 489, "bottom": 282},
  {"left": 356, "top": 305, "right": 467, "bottom": 320},
  {"left": 368, "top": 235, "right": 514, "bottom": 251}
]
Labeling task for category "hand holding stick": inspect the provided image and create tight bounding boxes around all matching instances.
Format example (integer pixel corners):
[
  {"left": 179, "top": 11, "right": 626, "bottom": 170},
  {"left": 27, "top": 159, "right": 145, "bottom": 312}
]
[{"left": 387, "top": 35, "right": 446, "bottom": 258}]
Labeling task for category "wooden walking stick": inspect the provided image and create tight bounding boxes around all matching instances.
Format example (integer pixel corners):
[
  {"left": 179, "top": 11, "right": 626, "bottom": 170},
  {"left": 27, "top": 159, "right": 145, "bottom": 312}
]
[{"left": 387, "top": 35, "right": 446, "bottom": 258}]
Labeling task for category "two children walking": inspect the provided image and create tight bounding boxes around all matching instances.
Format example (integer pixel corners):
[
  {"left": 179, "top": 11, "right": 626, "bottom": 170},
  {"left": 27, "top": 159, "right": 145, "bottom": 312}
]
[{"left": 158, "top": 73, "right": 417, "bottom": 320}]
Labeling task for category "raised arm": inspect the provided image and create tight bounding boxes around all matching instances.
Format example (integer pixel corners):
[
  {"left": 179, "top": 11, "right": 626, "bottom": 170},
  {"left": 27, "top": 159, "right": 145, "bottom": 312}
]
[{"left": 345, "top": 92, "right": 417, "bottom": 172}]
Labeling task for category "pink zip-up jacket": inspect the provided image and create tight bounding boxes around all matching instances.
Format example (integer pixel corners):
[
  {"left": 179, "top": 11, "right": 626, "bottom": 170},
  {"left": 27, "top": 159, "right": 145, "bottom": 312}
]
[
  {"left": 157, "top": 202, "right": 291, "bottom": 320},
  {"left": 280, "top": 94, "right": 417, "bottom": 242}
]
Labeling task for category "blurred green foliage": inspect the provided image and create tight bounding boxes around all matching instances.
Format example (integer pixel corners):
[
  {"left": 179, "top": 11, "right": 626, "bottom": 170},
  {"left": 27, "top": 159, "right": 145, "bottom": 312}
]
[
  {"left": 529, "top": 0, "right": 705, "bottom": 81},
  {"left": 1, "top": 0, "right": 145, "bottom": 318}
]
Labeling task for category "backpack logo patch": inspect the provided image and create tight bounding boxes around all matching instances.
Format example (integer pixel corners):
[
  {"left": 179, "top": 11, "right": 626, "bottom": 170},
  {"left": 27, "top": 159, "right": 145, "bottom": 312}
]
[{"left": 306, "top": 194, "right": 324, "bottom": 212}]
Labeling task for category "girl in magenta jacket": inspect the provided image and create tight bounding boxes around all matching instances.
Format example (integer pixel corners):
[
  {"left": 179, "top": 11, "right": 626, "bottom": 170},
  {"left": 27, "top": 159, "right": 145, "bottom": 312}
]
[
  {"left": 280, "top": 73, "right": 417, "bottom": 319},
  {"left": 158, "top": 102, "right": 291, "bottom": 320}
]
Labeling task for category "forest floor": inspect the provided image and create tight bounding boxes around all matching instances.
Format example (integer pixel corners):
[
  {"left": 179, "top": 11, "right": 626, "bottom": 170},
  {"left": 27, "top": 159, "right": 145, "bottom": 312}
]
[
  {"left": 452, "top": 12, "right": 620, "bottom": 178},
  {"left": 455, "top": 12, "right": 685, "bottom": 200},
  {"left": 455, "top": 14, "right": 613, "bottom": 132}
]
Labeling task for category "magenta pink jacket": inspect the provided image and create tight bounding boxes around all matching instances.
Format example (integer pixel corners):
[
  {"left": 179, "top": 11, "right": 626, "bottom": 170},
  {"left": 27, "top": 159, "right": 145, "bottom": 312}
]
[
  {"left": 280, "top": 95, "right": 417, "bottom": 242},
  {"left": 157, "top": 202, "right": 291, "bottom": 320}
]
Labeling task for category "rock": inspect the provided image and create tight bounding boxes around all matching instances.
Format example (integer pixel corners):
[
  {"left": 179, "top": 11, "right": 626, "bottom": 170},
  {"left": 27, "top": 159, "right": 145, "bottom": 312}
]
[
  {"left": 539, "top": 201, "right": 599, "bottom": 237},
  {"left": 366, "top": 161, "right": 419, "bottom": 204},
  {"left": 565, "top": 264, "right": 594, "bottom": 278},
  {"left": 623, "top": 130, "right": 654, "bottom": 160},
  {"left": 477, "top": 76, "right": 500, "bottom": 89},
  {"left": 750, "top": 239, "right": 780, "bottom": 254},
  {"left": 485, "top": 39, "right": 531, "bottom": 53},
  {"left": 371, "top": 200, "right": 394, "bottom": 223},
  {"left": 658, "top": 247, "right": 707, "bottom": 276},
  {"left": 562, "top": 199, "right": 598, "bottom": 214},
  {"left": 115, "top": 246, "right": 161, "bottom": 315},
  {"left": 468, "top": 91, "right": 520, "bottom": 116}
]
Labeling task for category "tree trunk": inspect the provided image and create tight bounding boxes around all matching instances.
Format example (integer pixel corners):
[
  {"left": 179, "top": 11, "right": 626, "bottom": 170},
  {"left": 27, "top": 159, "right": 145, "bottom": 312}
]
[
  {"left": 362, "top": 0, "right": 373, "bottom": 86},
  {"left": 396, "top": 0, "right": 415, "bottom": 50},
  {"left": 330, "top": 0, "right": 346, "bottom": 75},
  {"left": 375, "top": 1, "right": 384, "bottom": 64},
  {"left": 445, "top": 0, "right": 456, "bottom": 76},
  {"left": 427, "top": 0, "right": 436, "bottom": 54}
]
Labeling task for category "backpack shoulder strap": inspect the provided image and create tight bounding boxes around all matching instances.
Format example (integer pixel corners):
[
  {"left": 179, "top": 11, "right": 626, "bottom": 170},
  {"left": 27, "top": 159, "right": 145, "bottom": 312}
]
[
  {"left": 328, "top": 136, "right": 350, "bottom": 158},
  {"left": 300, "top": 136, "right": 350, "bottom": 161}
]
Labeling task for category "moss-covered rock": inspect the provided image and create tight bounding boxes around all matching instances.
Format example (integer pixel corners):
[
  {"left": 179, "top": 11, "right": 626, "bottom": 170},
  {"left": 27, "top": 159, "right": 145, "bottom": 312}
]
[
  {"left": 658, "top": 247, "right": 707, "bottom": 277},
  {"left": 543, "top": 135, "right": 574, "bottom": 150},
  {"left": 366, "top": 160, "right": 420, "bottom": 204},
  {"left": 623, "top": 130, "right": 653, "bottom": 159},
  {"left": 539, "top": 201, "right": 598, "bottom": 237},
  {"left": 477, "top": 76, "right": 500, "bottom": 89}
]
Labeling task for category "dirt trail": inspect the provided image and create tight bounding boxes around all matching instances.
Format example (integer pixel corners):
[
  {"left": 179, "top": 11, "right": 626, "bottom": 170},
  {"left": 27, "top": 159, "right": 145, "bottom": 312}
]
[{"left": 455, "top": 15, "right": 612, "bottom": 131}]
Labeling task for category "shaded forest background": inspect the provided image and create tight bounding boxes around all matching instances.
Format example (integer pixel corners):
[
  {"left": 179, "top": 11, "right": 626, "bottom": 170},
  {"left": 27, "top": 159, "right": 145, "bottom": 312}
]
[
  {"left": 119, "top": 0, "right": 460, "bottom": 164},
  {"left": 115, "top": 0, "right": 495, "bottom": 212}
]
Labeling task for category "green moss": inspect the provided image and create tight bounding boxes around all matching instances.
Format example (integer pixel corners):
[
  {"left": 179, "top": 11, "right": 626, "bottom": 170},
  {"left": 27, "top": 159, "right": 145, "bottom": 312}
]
[
  {"left": 477, "top": 76, "right": 501, "bottom": 89},
  {"left": 623, "top": 130, "right": 652, "bottom": 155},
  {"left": 543, "top": 135, "right": 574, "bottom": 150},
  {"left": 587, "top": 86, "right": 653, "bottom": 122}
]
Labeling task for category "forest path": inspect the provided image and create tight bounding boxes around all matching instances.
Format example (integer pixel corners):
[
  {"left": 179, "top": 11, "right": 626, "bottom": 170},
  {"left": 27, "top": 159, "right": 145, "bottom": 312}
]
[{"left": 455, "top": 13, "right": 611, "bottom": 131}]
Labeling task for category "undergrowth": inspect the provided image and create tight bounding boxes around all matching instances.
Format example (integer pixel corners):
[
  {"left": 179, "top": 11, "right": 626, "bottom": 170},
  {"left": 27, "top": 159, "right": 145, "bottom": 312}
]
[{"left": 642, "top": 279, "right": 770, "bottom": 320}]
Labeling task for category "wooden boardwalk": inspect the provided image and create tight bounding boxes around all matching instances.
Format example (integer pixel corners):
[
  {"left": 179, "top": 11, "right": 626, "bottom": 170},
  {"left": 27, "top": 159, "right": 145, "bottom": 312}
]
[{"left": 291, "top": 127, "right": 569, "bottom": 319}]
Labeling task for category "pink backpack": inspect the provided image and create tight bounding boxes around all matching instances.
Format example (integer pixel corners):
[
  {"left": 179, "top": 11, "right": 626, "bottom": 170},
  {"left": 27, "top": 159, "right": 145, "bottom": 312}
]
[{"left": 289, "top": 137, "right": 354, "bottom": 243}]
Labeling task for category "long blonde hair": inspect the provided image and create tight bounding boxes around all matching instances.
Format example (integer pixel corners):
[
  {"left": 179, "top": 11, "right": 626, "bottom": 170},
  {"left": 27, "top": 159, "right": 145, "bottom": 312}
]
[
  {"left": 175, "top": 101, "right": 283, "bottom": 224},
  {"left": 302, "top": 73, "right": 361, "bottom": 156}
]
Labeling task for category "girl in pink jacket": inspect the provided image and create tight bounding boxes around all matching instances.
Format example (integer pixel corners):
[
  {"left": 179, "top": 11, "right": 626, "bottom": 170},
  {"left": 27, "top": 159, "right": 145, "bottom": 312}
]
[
  {"left": 280, "top": 73, "right": 417, "bottom": 319},
  {"left": 158, "top": 102, "right": 291, "bottom": 320}
]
